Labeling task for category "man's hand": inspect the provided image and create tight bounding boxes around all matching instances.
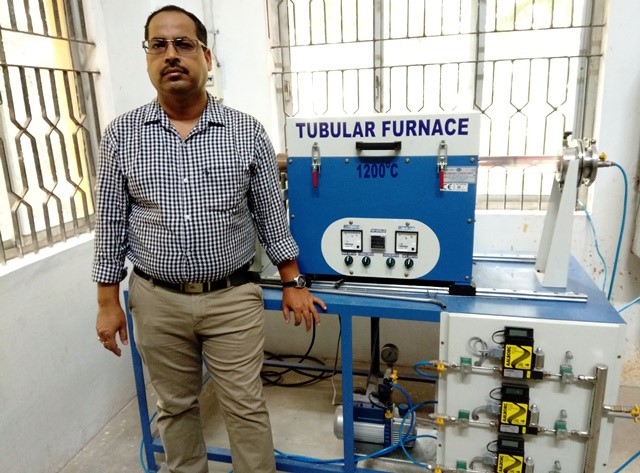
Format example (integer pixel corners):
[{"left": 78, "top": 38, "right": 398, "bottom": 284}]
[
  {"left": 282, "top": 287, "right": 326, "bottom": 331},
  {"left": 96, "top": 283, "right": 128, "bottom": 357}
]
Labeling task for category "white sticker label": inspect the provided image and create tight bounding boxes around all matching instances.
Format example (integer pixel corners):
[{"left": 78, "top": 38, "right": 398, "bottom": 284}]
[
  {"left": 503, "top": 368, "right": 524, "bottom": 379},
  {"left": 444, "top": 166, "right": 477, "bottom": 183},
  {"left": 441, "top": 183, "right": 469, "bottom": 192}
]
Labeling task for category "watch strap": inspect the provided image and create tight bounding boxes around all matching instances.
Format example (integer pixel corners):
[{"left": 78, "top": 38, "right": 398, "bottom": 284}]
[{"left": 281, "top": 274, "right": 306, "bottom": 288}]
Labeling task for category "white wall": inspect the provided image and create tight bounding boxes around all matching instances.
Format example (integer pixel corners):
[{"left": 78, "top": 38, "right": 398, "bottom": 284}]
[
  {"left": 209, "top": 0, "right": 282, "bottom": 147},
  {"left": 2, "top": 1, "right": 639, "bottom": 472},
  {"left": 91, "top": 0, "right": 155, "bottom": 117},
  {"left": 589, "top": 0, "right": 640, "bottom": 384},
  {"left": 0, "top": 238, "right": 135, "bottom": 473}
]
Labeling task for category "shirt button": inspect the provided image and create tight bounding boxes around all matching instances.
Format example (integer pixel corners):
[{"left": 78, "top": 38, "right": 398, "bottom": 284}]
[
  {"left": 183, "top": 178, "right": 188, "bottom": 184},
  {"left": 185, "top": 214, "right": 191, "bottom": 221},
  {"left": 185, "top": 251, "right": 191, "bottom": 257}
]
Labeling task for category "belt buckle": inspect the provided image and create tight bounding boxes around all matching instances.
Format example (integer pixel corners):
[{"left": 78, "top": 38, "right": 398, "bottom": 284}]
[{"left": 183, "top": 282, "right": 204, "bottom": 294}]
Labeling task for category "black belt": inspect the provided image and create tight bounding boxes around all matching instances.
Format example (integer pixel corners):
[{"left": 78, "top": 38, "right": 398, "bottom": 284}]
[{"left": 133, "top": 264, "right": 261, "bottom": 294}]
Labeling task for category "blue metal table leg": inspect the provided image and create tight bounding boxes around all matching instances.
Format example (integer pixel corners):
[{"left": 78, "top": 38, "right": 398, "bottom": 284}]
[
  {"left": 341, "top": 314, "right": 356, "bottom": 473},
  {"left": 124, "top": 291, "right": 160, "bottom": 472}
]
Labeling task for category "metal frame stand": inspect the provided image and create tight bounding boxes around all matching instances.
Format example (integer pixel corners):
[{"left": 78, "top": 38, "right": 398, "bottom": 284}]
[
  {"left": 124, "top": 290, "right": 440, "bottom": 473},
  {"left": 125, "top": 258, "right": 623, "bottom": 472}
]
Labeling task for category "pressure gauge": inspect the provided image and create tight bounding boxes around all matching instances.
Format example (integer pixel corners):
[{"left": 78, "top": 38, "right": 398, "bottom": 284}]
[
  {"left": 341, "top": 229, "right": 363, "bottom": 252},
  {"left": 380, "top": 343, "right": 399, "bottom": 365}
]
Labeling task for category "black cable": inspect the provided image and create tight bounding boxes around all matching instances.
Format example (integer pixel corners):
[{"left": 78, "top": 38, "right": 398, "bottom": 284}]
[
  {"left": 489, "top": 387, "right": 502, "bottom": 401},
  {"left": 486, "top": 439, "right": 498, "bottom": 454},
  {"left": 364, "top": 321, "right": 381, "bottom": 391},
  {"left": 368, "top": 392, "right": 387, "bottom": 410},
  {"left": 261, "top": 356, "right": 332, "bottom": 386},
  {"left": 261, "top": 316, "right": 338, "bottom": 387},
  {"left": 492, "top": 329, "right": 505, "bottom": 345}
]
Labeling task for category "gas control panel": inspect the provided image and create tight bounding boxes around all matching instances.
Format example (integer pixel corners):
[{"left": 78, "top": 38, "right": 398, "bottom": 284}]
[{"left": 435, "top": 312, "right": 626, "bottom": 472}]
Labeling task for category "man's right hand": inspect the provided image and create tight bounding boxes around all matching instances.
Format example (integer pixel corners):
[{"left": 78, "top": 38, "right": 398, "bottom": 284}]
[{"left": 96, "top": 283, "right": 129, "bottom": 357}]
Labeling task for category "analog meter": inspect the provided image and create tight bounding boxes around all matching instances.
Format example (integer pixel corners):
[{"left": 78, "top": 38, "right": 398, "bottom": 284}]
[
  {"left": 395, "top": 231, "right": 418, "bottom": 254},
  {"left": 341, "top": 229, "right": 363, "bottom": 252}
]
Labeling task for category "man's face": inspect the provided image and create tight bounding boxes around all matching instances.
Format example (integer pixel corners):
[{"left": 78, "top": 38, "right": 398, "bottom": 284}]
[{"left": 145, "top": 11, "right": 212, "bottom": 97}]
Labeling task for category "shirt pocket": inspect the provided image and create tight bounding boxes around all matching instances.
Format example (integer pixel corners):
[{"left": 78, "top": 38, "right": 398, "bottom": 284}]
[{"left": 200, "top": 156, "right": 251, "bottom": 212}]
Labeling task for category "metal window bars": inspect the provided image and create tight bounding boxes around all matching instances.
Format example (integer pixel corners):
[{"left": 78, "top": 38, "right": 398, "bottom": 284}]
[
  {"left": 268, "top": 0, "right": 604, "bottom": 211},
  {"left": 0, "top": 0, "right": 100, "bottom": 264}
]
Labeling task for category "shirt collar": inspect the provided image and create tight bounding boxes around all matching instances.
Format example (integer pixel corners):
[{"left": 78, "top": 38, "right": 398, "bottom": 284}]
[{"left": 142, "top": 94, "right": 226, "bottom": 130}]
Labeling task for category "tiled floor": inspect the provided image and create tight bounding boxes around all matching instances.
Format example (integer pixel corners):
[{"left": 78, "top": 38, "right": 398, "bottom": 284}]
[{"left": 58, "top": 372, "right": 640, "bottom": 473}]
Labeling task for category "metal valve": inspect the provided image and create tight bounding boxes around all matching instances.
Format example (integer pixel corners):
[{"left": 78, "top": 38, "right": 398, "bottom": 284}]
[{"left": 556, "top": 132, "right": 612, "bottom": 190}]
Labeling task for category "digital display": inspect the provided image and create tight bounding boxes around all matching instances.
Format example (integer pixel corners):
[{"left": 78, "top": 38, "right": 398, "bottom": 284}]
[
  {"left": 507, "top": 328, "right": 530, "bottom": 338},
  {"left": 500, "top": 439, "right": 520, "bottom": 448},
  {"left": 370, "top": 235, "right": 386, "bottom": 251}
]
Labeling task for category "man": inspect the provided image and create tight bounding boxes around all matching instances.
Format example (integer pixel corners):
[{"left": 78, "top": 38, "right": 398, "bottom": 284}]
[{"left": 92, "top": 5, "right": 326, "bottom": 473}]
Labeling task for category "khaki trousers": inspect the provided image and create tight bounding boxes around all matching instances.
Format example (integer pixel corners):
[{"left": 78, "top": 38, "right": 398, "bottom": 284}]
[{"left": 128, "top": 272, "right": 276, "bottom": 473}]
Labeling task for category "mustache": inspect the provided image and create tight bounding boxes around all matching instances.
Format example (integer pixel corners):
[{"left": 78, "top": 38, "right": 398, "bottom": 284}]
[{"left": 161, "top": 65, "right": 188, "bottom": 75}]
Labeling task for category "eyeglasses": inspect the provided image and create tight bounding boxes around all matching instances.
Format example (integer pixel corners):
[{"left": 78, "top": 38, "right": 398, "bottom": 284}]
[{"left": 142, "top": 37, "right": 206, "bottom": 55}]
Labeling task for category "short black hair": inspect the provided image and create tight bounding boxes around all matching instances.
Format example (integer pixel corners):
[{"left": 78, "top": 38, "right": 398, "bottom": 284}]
[{"left": 144, "top": 5, "right": 208, "bottom": 45}]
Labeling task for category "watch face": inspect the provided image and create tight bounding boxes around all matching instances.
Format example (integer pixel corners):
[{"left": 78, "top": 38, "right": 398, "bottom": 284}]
[{"left": 295, "top": 275, "right": 306, "bottom": 287}]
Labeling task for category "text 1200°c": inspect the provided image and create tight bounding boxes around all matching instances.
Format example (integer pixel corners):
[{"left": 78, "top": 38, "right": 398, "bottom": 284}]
[{"left": 356, "top": 163, "right": 399, "bottom": 179}]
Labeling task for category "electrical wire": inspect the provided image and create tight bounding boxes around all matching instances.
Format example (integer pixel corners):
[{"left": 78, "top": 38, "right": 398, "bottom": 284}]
[
  {"left": 486, "top": 439, "right": 498, "bottom": 454},
  {"left": 368, "top": 392, "right": 387, "bottom": 410},
  {"left": 579, "top": 199, "right": 608, "bottom": 292},
  {"left": 489, "top": 387, "right": 502, "bottom": 401},
  {"left": 331, "top": 315, "right": 342, "bottom": 405},
  {"left": 613, "top": 448, "right": 640, "bottom": 473},
  {"left": 261, "top": 352, "right": 333, "bottom": 386},
  {"left": 491, "top": 330, "right": 505, "bottom": 345},
  {"left": 261, "top": 321, "right": 333, "bottom": 387},
  {"left": 607, "top": 163, "right": 629, "bottom": 300},
  {"left": 364, "top": 324, "right": 381, "bottom": 393},
  {"left": 467, "top": 336, "right": 489, "bottom": 366},
  {"left": 618, "top": 296, "right": 640, "bottom": 314},
  {"left": 467, "top": 336, "right": 489, "bottom": 356}
]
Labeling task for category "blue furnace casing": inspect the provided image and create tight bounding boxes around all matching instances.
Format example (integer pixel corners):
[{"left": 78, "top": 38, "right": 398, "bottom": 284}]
[{"left": 285, "top": 114, "right": 480, "bottom": 293}]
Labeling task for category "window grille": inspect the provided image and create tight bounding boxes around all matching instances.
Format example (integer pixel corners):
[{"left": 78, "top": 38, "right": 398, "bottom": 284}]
[
  {"left": 0, "top": 0, "right": 100, "bottom": 265},
  {"left": 268, "top": 0, "right": 605, "bottom": 211}
]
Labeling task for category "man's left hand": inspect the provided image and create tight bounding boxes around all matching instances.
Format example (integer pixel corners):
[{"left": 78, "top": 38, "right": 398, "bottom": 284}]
[{"left": 281, "top": 287, "right": 326, "bottom": 331}]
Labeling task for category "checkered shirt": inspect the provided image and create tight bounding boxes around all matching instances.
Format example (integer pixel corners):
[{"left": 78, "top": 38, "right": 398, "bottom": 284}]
[{"left": 92, "top": 95, "right": 298, "bottom": 284}]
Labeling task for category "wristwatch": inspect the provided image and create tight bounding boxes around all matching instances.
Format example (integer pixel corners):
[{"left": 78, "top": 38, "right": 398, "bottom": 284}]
[{"left": 281, "top": 274, "right": 307, "bottom": 288}]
